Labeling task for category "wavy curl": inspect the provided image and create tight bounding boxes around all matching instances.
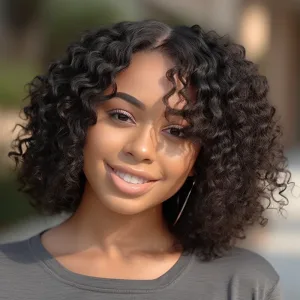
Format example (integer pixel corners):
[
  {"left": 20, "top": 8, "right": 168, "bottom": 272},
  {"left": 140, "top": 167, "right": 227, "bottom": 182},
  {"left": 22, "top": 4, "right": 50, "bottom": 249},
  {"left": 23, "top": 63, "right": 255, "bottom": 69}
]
[{"left": 9, "top": 20, "right": 295, "bottom": 260}]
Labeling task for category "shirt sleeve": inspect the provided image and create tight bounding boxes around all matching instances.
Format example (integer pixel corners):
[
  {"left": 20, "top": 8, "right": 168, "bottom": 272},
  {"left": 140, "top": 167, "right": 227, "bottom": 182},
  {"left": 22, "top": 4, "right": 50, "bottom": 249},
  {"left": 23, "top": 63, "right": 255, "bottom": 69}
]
[{"left": 267, "top": 282, "right": 282, "bottom": 300}]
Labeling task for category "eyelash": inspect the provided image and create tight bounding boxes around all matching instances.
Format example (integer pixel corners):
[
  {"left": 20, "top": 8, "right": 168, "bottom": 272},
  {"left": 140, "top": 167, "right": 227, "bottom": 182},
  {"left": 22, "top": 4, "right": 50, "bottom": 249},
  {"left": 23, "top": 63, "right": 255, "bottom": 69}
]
[
  {"left": 108, "top": 109, "right": 134, "bottom": 123},
  {"left": 107, "top": 109, "right": 186, "bottom": 139}
]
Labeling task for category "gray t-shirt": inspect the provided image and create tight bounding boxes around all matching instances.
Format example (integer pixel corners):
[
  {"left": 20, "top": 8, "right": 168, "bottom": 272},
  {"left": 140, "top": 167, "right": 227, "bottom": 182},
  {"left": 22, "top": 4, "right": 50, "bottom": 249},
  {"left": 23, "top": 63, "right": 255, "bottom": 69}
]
[{"left": 0, "top": 232, "right": 281, "bottom": 299}]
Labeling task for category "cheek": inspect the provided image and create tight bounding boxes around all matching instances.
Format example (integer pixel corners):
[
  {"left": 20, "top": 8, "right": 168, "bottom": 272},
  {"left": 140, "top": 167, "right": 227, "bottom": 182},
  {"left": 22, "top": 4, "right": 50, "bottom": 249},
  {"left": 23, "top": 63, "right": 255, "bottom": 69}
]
[
  {"left": 162, "top": 146, "right": 198, "bottom": 181},
  {"left": 157, "top": 151, "right": 196, "bottom": 201},
  {"left": 84, "top": 122, "right": 125, "bottom": 160}
]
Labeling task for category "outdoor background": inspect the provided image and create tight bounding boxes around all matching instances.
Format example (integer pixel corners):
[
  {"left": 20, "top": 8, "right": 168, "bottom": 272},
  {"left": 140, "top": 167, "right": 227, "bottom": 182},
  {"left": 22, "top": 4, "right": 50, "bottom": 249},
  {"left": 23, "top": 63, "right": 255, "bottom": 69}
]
[{"left": 0, "top": 0, "right": 299, "bottom": 299}]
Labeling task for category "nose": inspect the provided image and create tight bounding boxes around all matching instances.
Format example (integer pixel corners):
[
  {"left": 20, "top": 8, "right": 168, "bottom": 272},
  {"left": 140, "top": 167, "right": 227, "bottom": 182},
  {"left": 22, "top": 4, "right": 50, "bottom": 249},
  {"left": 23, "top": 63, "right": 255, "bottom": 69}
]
[{"left": 122, "top": 125, "right": 157, "bottom": 163}]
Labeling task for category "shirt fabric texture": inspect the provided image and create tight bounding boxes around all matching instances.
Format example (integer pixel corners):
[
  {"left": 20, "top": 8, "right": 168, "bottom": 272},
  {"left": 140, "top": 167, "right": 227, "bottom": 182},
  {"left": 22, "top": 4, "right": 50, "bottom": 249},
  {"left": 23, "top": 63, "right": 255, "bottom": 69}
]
[{"left": 0, "top": 231, "right": 281, "bottom": 300}]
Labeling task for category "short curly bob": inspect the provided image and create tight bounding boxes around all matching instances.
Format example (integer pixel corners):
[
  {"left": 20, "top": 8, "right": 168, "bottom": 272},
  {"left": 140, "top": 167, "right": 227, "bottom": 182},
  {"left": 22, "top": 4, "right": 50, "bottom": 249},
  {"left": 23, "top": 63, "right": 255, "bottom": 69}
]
[{"left": 9, "top": 20, "right": 294, "bottom": 260}]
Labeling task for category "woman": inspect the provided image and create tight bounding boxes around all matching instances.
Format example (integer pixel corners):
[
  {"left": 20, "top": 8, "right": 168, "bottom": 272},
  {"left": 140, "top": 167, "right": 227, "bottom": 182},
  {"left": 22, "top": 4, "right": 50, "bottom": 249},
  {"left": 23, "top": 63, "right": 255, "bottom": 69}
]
[{"left": 0, "top": 20, "right": 292, "bottom": 299}]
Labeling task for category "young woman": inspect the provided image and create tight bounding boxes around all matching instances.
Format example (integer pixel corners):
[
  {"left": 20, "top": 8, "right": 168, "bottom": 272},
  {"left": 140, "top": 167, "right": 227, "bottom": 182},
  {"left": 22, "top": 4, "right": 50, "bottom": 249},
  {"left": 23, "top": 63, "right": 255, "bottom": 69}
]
[{"left": 0, "top": 20, "right": 293, "bottom": 299}]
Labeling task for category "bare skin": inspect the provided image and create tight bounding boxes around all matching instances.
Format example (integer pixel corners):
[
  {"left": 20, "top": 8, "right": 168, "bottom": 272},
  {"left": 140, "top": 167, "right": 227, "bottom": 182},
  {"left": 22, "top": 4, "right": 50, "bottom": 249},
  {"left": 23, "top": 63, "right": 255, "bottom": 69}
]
[{"left": 41, "top": 50, "right": 200, "bottom": 280}]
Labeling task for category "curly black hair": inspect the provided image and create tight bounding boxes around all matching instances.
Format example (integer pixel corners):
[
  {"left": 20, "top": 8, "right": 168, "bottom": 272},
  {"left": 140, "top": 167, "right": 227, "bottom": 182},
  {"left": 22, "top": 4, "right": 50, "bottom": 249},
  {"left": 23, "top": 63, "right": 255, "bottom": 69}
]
[{"left": 9, "top": 19, "right": 294, "bottom": 261}]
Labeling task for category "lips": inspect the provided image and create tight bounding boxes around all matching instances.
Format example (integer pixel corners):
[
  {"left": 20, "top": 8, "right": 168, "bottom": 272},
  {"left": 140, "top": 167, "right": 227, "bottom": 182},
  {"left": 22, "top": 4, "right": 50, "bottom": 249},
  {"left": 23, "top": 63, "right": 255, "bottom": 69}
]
[
  {"left": 105, "top": 162, "right": 158, "bottom": 197},
  {"left": 113, "top": 168, "right": 150, "bottom": 184},
  {"left": 108, "top": 163, "right": 158, "bottom": 181}
]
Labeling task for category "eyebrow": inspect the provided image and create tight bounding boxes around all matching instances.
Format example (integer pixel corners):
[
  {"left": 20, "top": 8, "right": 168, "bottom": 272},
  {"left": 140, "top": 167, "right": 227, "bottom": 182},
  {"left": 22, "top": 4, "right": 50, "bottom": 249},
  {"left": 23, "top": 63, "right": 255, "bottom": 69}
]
[{"left": 115, "top": 92, "right": 146, "bottom": 110}]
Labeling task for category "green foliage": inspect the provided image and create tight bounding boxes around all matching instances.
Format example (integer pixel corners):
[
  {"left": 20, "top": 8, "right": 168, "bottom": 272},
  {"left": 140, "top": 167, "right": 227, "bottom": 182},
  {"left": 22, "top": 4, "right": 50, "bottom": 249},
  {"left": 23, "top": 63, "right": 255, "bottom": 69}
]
[
  {"left": 0, "top": 172, "right": 36, "bottom": 227},
  {"left": 0, "top": 62, "right": 39, "bottom": 109},
  {"left": 42, "top": 0, "right": 122, "bottom": 61}
]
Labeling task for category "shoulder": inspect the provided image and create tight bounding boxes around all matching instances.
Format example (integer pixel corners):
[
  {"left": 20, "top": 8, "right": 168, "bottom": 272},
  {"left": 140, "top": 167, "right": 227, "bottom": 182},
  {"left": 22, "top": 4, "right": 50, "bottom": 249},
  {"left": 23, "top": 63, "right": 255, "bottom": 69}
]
[
  {"left": 0, "top": 236, "right": 59, "bottom": 298},
  {"left": 0, "top": 236, "right": 42, "bottom": 280},
  {"left": 185, "top": 247, "right": 280, "bottom": 299},
  {"left": 217, "top": 247, "right": 279, "bottom": 282},
  {"left": 0, "top": 238, "right": 35, "bottom": 268}
]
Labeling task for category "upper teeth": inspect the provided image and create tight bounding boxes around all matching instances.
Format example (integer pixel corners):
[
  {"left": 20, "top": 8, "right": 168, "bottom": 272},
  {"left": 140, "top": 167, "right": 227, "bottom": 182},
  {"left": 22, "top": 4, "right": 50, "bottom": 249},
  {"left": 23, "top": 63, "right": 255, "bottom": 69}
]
[{"left": 114, "top": 170, "right": 149, "bottom": 184}]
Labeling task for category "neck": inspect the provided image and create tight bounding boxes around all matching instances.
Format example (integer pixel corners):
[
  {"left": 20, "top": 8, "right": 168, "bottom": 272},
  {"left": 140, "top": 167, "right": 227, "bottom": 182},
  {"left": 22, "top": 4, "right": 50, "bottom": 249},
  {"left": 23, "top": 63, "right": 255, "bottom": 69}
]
[{"left": 60, "top": 183, "right": 176, "bottom": 254}]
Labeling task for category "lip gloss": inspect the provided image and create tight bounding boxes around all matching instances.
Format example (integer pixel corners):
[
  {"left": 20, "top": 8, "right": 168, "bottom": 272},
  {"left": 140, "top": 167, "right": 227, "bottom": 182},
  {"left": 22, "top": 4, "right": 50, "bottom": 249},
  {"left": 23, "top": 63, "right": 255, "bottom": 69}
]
[{"left": 105, "top": 162, "right": 157, "bottom": 197}]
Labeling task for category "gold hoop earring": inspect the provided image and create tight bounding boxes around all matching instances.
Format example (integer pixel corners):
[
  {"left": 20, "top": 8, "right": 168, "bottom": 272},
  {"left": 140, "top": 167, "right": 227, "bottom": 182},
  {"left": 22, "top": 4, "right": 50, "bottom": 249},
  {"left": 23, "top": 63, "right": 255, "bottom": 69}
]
[{"left": 173, "top": 180, "right": 195, "bottom": 226}]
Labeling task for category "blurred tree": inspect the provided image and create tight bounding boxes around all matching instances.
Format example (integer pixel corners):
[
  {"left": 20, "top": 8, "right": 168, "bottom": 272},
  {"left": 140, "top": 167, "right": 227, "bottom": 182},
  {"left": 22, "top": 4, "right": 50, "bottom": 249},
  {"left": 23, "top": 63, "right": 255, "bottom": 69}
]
[
  {"left": 3, "top": 0, "right": 43, "bottom": 61},
  {"left": 5, "top": 0, "right": 41, "bottom": 33},
  {"left": 0, "top": 173, "right": 36, "bottom": 228},
  {"left": 141, "top": 0, "right": 186, "bottom": 26},
  {"left": 0, "top": 0, "right": 43, "bottom": 108},
  {"left": 41, "top": 0, "right": 122, "bottom": 65}
]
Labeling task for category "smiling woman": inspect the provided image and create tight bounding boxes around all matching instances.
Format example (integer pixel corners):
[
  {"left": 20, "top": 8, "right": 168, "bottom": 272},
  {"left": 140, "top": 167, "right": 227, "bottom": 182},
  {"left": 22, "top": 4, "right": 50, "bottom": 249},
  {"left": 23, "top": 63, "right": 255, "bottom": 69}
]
[
  {"left": 1, "top": 20, "right": 294, "bottom": 299},
  {"left": 82, "top": 51, "right": 199, "bottom": 217}
]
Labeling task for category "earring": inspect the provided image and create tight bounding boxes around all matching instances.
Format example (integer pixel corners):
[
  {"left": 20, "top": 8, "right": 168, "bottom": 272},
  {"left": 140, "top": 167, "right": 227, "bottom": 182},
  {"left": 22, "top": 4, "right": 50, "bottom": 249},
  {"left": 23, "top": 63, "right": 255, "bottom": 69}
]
[{"left": 173, "top": 180, "right": 195, "bottom": 226}]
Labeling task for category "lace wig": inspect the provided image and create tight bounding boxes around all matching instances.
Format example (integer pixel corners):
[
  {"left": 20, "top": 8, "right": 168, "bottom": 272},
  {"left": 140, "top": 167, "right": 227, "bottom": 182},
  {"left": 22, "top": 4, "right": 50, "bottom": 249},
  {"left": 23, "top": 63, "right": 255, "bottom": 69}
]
[{"left": 9, "top": 20, "right": 293, "bottom": 260}]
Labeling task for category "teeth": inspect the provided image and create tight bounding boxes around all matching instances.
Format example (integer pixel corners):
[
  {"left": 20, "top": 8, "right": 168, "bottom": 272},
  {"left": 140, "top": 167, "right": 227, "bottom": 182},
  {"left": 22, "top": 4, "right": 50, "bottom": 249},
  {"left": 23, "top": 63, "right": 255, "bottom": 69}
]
[{"left": 115, "top": 170, "right": 149, "bottom": 184}]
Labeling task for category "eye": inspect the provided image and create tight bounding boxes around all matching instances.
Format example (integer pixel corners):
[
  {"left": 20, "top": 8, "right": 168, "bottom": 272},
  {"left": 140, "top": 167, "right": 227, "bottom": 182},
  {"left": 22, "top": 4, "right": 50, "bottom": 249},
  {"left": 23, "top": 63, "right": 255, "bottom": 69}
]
[
  {"left": 164, "top": 126, "right": 186, "bottom": 138},
  {"left": 108, "top": 109, "right": 135, "bottom": 123}
]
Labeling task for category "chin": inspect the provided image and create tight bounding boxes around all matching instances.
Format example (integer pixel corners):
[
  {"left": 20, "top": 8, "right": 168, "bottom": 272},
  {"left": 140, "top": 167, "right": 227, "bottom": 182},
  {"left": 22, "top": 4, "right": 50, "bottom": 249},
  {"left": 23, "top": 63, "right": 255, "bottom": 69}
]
[{"left": 100, "top": 196, "right": 152, "bottom": 216}]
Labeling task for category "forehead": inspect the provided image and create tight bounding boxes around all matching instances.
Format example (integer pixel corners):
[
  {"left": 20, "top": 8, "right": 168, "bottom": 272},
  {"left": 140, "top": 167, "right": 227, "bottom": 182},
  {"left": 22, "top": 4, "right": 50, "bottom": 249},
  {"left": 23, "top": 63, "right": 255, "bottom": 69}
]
[{"left": 114, "top": 51, "right": 188, "bottom": 109}]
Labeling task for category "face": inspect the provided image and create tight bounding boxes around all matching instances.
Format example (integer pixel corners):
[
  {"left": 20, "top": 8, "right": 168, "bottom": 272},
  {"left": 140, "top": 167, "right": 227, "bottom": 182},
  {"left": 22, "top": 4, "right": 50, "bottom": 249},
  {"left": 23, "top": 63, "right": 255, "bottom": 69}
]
[{"left": 83, "top": 51, "right": 200, "bottom": 215}]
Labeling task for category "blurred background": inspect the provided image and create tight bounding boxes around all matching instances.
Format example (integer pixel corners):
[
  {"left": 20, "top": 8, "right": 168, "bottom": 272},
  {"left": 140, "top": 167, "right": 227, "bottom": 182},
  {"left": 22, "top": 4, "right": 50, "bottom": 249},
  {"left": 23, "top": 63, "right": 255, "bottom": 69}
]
[{"left": 0, "top": 0, "right": 299, "bottom": 298}]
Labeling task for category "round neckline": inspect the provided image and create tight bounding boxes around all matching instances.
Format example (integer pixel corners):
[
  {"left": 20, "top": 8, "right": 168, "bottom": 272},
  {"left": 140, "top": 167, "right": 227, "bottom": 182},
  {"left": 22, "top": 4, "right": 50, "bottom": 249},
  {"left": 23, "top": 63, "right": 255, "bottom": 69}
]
[{"left": 28, "top": 231, "right": 194, "bottom": 293}]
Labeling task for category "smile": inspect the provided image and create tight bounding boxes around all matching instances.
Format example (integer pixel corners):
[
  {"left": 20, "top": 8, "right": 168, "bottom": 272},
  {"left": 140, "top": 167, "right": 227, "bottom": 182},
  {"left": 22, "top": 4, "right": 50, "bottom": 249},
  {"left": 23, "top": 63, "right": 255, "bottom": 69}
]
[
  {"left": 105, "top": 162, "right": 158, "bottom": 197},
  {"left": 113, "top": 169, "right": 150, "bottom": 184}
]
